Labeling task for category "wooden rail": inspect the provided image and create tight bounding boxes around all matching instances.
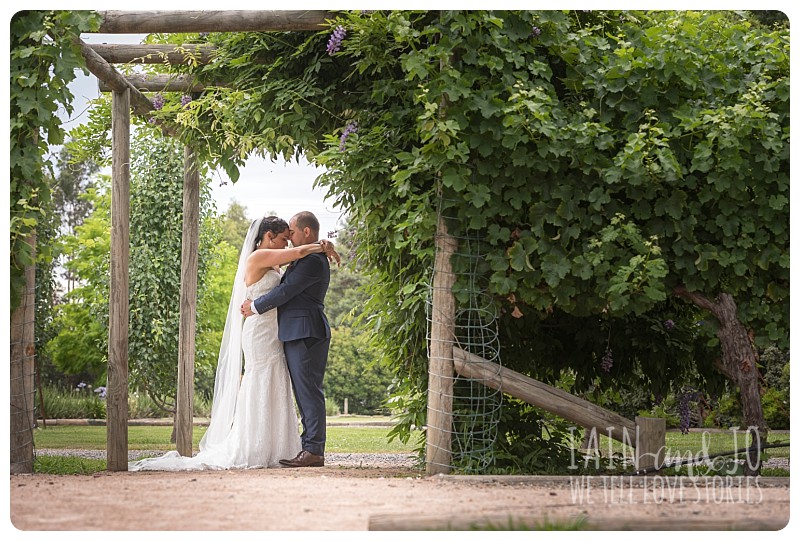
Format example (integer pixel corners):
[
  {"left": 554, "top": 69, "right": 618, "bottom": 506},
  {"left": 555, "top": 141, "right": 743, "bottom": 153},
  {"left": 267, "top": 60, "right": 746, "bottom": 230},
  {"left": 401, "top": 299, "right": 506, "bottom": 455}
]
[
  {"left": 87, "top": 43, "right": 216, "bottom": 65},
  {"left": 453, "top": 347, "right": 636, "bottom": 442},
  {"left": 452, "top": 347, "right": 665, "bottom": 469},
  {"left": 99, "top": 74, "right": 219, "bottom": 93},
  {"left": 97, "top": 10, "right": 333, "bottom": 33}
]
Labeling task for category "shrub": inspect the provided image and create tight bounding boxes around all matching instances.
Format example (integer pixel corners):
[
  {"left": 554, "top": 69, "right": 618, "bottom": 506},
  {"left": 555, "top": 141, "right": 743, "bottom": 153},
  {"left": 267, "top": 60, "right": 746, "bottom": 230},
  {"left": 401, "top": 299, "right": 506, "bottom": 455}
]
[{"left": 36, "top": 383, "right": 106, "bottom": 420}]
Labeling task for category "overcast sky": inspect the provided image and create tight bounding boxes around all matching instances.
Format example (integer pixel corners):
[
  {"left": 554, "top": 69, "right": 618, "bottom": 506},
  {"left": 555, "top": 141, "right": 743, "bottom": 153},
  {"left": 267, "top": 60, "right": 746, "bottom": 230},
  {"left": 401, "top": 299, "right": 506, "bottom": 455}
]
[{"left": 64, "top": 31, "right": 346, "bottom": 238}]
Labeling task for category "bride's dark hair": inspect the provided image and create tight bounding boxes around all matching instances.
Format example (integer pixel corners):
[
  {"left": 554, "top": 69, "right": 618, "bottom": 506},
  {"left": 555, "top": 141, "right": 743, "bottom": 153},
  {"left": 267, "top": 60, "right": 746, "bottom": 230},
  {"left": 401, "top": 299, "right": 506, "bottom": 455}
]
[{"left": 253, "top": 216, "right": 289, "bottom": 251}]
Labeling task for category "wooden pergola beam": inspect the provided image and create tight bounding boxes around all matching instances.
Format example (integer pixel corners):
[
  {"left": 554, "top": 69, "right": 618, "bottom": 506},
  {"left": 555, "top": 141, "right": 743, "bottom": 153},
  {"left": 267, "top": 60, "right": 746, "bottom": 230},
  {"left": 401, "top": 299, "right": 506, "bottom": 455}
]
[
  {"left": 97, "top": 10, "right": 333, "bottom": 33},
  {"left": 99, "top": 74, "right": 220, "bottom": 93},
  {"left": 87, "top": 43, "right": 216, "bottom": 65},
  {"left": 77, "top": 37, "right": 178, "bottom": 136}
]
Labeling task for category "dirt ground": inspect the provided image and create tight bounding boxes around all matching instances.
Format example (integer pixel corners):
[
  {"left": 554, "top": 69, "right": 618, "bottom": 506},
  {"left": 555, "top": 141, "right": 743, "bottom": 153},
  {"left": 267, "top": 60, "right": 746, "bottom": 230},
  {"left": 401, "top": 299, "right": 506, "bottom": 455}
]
[{"left": 8, "top": 463, "right": 792, "bottom": 532}]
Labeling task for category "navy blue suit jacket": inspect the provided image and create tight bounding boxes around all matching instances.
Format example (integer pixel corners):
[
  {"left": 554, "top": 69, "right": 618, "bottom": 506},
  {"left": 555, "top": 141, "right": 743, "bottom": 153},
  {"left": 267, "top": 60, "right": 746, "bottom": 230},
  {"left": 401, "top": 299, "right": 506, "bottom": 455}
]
[{"left": 253, "top": 252, "right": 330, "bottom": 342}]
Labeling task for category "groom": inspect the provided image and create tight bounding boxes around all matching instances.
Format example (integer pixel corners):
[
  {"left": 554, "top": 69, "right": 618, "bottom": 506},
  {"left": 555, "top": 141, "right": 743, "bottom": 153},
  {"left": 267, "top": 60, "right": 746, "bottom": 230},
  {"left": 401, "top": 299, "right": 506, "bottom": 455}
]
[{"left": 241, "top": 211, "right": 331, "bottom": 467}]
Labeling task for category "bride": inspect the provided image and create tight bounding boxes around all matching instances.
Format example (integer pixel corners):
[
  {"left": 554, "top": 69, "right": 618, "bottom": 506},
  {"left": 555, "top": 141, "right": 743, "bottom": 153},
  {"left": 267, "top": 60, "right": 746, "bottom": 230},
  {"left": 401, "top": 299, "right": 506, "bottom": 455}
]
[{"left": 129, "top": 216, "right": 338, "bottom": 471}]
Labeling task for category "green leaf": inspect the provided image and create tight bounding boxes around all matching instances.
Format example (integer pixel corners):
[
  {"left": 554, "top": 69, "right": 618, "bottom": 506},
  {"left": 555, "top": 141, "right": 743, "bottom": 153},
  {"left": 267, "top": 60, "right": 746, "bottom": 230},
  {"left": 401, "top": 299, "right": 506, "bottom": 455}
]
[
  {"left": 769, "top": 194, "right": 788, "bottom": 210},
  {"left": 441, "top": 169, "right": 466, "bottom": 191},
  {"left": 541, "top": 254, "right": 570, "bottom": 287}
]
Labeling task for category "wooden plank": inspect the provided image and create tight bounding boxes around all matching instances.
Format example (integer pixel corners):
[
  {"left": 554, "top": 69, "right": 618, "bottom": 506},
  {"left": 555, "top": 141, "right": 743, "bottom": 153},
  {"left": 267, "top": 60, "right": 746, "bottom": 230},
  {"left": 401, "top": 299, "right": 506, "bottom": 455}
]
[
  {"left": 175, "top": 146, "right": 200, "bottom": 457},
  {"left": 107, "top": 88, "right": 131, "bottom": 471},
  {"left": 369, "top": 513, "right": 788, "bottom": 531},
  {"left": 426, "top": 216, "right": 458, "bottom": 475},
  {"left": 99, "top": 74, "right": 216, "bottom": 93},
  {"left": 97, "top": 10, "right": 332, "bottom": 33},
  {"left": 453, "top": 348, "right": 637, "bottom": 443},
  {"left": 87, "top": 43, "right": 216, "bottom": 65}
]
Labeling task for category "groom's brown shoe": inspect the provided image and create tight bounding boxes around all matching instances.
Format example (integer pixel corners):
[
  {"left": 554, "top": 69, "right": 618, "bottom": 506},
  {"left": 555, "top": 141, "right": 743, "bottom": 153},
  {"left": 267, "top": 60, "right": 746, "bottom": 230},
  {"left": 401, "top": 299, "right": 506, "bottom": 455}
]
[{"left": 279, "top": 450, "right": 324, "bottom": 468}]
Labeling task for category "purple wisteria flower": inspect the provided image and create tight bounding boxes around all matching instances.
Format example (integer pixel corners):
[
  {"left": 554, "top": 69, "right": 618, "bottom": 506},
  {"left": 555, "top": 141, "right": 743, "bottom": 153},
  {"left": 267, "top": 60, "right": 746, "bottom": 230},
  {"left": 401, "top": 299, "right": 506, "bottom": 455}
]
[
  {"left": 600, "top": 348, "right": 613, "bottom": 372},
  {"left": 152, "top": 94, "right": 165, "bottom": 110},
  {"left": 339, "top": 121, "right": 359, "bottom": 151},
  {"left": 180, "top": 94, "right": 192, "bottom": 108},
  {"left": 327, "top": 25, "right": 347, "bottom": 55}
]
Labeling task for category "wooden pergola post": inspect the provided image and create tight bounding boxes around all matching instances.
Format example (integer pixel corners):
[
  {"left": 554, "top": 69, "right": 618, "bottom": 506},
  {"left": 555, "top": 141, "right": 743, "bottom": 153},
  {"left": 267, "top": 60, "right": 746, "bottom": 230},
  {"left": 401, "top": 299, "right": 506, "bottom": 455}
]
[
  {"left": 107, "top": 87, "right": 131, "bottom": 471},
  {"left": 9, "top": 233, "right": 37, "bottom": 474},
  {"left": 175, "top": 146, "right": 200, "bottom": 457},
  {"left": 426, "top": 216, "right": 458, "bottom": 474},
  {"left": 635, "top": 416, "right": 666, "bottom": 471}
]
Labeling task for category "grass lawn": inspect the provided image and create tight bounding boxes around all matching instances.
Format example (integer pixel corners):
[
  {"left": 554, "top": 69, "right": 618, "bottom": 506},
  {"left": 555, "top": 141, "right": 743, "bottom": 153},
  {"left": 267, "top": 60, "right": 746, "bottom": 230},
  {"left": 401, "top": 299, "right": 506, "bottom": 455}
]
[
  {"left": 35, "top": 423, "right": 788, "bottom": 458},
  {"left": 593, "top": 429, "right": 790, "bottom": 460},
  {"left": 32, "top": 422, "right": 788, "bottom": 476},
  {"left": 34, "top": 424, "right": 421, "bottom": 454}
]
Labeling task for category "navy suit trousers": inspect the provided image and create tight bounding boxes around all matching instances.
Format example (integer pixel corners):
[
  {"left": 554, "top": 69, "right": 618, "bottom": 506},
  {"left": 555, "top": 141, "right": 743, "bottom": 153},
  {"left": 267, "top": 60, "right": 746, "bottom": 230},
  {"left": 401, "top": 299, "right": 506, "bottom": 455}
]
[{"left": 284, "top": 335, "right": 330, "bottom": 456}]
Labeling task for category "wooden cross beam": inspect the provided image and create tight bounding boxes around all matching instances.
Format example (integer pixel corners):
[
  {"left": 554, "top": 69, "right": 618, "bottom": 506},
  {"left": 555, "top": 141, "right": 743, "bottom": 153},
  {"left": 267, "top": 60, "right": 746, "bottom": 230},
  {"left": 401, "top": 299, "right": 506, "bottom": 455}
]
[
  {"left": 87, "top": 43, "right": 216, "bottom": 65},
  {"left": 99, "top": 74, "right": 222, "bottom": 93},
  {"left": 77, "top": 36, "right": 178, "bottom": 135},
  {"left": 96, "top": 10, "right": 333, "bottom": 33}
]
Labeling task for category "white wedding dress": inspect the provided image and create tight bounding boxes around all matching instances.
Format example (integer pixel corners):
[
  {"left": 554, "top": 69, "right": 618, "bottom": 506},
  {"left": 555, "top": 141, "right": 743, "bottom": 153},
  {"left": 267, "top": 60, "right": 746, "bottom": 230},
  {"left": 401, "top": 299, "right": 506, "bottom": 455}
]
[{"left": 129, "top": 269, "right": 301, "bottom": 471}]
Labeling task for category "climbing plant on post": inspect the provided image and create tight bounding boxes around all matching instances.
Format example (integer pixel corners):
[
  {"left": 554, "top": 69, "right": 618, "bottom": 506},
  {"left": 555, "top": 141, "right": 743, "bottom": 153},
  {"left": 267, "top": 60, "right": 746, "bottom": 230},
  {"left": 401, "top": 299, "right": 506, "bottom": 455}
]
[{"left": 10, "top": 10, "right": 100, "bottom": 473}]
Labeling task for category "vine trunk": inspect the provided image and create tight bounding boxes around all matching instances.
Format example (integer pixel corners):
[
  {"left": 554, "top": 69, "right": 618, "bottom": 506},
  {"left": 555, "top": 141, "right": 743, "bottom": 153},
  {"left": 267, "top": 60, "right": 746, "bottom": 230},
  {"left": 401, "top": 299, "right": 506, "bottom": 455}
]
[{"left": 674, "top": 287, "right": 766, "bottom": 475}]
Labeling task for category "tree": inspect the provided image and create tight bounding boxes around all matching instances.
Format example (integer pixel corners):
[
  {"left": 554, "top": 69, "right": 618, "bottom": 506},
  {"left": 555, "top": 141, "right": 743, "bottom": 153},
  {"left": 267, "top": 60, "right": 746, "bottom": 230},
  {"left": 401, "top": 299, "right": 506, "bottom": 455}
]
[
  {"left": 127, "top": 131, "right": 218, "bottom": 412},
  {"left": 195, "top": 213, "right": 242, "bottom": 400},
  {"left": 323, "top": 222, "right": 394, "bottom": 414},
  {"left": 326, "top": 327, "right": 393, "bottom": 415},
  {"left": 46, "top": 180, "right": 111, "bottom": 383},
  {"left": 48, "top": 126, "right": 220, "bottom": 411},
  {"left": 10, "top": 10, "right": 99, "bottom": 472},
  {"left": 50, "top": 146, "right": 99, "bottom": 293},
  {"left": 219, "top": 200, "right": 252, "bottom": 247},
  {"left": 35, "top": 148, "right": 101, "bottom": 390},
  {"left": 325, "top": 222, "right": 370, "bottom": 327}
]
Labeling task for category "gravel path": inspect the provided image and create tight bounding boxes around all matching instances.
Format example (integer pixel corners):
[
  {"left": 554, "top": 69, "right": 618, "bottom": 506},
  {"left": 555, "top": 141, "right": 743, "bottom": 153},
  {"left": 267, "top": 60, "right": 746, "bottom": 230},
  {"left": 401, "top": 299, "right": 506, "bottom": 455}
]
[
  {"left": 20, "top": 445, "right": 789, "bottom": 531},
  {"left": 11, "top": 467, "right": 791, "bottom": 530},
  {"left": 35, "top": 448, "right": 419, "bottom": 468},
  {"left": 35, "top": 448, "right": 788, "bottom": 472}
]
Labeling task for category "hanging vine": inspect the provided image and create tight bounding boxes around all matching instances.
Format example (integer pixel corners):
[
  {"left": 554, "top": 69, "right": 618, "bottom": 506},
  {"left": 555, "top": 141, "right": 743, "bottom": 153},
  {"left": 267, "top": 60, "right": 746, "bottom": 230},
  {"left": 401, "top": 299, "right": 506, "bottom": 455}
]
[{"left": 10, "top": 10, "right": 101, "bottom": 310}]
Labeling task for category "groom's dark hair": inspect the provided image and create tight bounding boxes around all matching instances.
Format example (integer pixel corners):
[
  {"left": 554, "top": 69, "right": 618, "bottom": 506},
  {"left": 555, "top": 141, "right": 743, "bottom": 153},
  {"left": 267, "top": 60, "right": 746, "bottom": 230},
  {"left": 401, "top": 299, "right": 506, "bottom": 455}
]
[{"left": 293, "top": 211, "right": 320, "bottom": 235}]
